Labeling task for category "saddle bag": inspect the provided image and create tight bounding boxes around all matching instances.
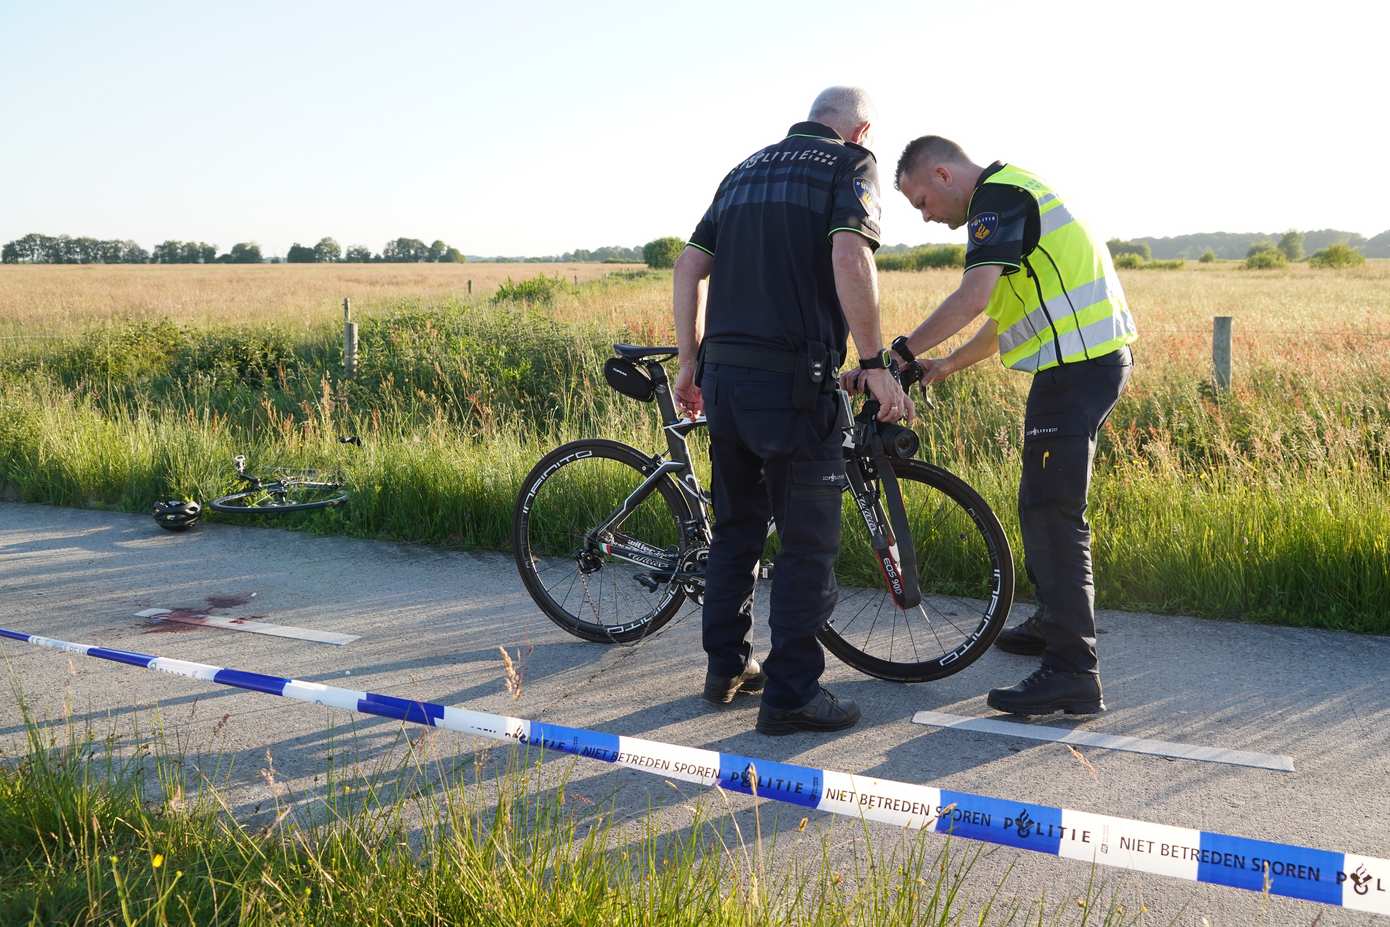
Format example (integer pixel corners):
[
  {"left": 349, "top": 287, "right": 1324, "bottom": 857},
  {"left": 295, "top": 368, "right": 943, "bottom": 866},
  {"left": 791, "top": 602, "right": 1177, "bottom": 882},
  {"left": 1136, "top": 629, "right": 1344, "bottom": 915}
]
[{"left": 603, "top": 357, "right": 656, "bottom": 402}]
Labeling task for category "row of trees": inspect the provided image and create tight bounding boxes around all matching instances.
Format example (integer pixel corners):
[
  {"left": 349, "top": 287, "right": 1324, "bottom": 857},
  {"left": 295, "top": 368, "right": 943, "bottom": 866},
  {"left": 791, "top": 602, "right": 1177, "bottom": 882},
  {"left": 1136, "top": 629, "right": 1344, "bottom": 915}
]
[
  {"left": 285, "top": 237, "right": 471, "bottom": 263},
  {"left": 0, "top": 233, "right": 267, "bottom": 264},
  {"left": 3, "top": 234, "right": 150, "bottom": 264},
  {"left": 0, "top": 233, "right": 471, "bottom": 265},
  {"left": 1245, "top": 236, "right": 1365, "bottom": 269},
  {"left": 1111, "top": 229, "right": 1372, "bottom": 270},
  {"left": 1112, "top": 229, "right": 1390, "bottom": 261},
  {"left": 3, "top": 231, "right": 660, "bottom": 266}
]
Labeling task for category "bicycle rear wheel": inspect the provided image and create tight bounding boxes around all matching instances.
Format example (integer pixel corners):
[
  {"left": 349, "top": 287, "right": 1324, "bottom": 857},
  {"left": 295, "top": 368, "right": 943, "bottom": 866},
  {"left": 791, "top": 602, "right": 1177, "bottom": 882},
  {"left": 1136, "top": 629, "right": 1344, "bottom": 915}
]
[
  {"left": 209, "top": 472, "right": 347, "bottom": 514},
  {"left": 513, "top": 439, "right": 691, "bottom": 643},
  {"left": 819, "top": 459, "right": 1014, "bottom": 682}
]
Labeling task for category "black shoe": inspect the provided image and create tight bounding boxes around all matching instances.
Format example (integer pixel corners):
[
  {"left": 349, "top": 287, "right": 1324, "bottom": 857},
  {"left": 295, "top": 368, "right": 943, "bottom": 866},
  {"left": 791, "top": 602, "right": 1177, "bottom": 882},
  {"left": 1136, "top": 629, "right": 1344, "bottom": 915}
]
[
  {"left": 986, "top": 667, "right": 1105, "bottom": 717},
  {"left": 994, "top": 607, "right": 1047, "bottom": 656},
  {"left": 756, "top": 687, "right": 861, "bottom": 736},
  {"left": 702, "top": 658, "right": 766, "bottom": 705}
]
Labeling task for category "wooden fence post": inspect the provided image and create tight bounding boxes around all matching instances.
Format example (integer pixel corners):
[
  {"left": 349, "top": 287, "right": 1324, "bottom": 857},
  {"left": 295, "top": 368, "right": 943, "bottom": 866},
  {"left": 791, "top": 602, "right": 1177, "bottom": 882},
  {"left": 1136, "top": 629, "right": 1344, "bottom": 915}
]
[
  {"left": 1212, "top": 316, "right": 1232, "bottom": 391},
  {"left": 343, "top": 298, "right": 357, "bottom": 380}
]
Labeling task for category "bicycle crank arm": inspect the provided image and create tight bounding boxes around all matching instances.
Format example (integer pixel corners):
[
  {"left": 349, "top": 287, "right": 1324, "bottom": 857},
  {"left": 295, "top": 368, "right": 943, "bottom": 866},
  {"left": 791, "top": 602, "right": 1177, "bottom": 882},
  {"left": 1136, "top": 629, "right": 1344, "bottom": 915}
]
[{"left": 634, "top": 568, "right": 710, "bottom": 592}]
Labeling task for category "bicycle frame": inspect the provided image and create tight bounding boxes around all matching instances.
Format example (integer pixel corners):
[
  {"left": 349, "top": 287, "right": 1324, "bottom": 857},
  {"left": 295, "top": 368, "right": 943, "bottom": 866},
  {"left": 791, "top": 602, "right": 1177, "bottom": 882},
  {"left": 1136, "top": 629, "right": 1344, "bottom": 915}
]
[
  {"left": 585, "top": 356, "right": 922, "bottom": 611},
  {"left": 586, "top": 360, "right": 710, "bottom": 577},
  {"left": 230, "top": 455, "right": 330, "bottom": 500}
]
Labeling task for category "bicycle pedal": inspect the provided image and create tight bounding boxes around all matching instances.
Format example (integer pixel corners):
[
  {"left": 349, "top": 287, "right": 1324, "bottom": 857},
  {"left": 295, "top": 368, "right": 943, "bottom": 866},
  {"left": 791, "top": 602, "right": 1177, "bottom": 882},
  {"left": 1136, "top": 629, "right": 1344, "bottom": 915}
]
[{"left": 634, "top": 573, "right": 661, "bottom": 592}]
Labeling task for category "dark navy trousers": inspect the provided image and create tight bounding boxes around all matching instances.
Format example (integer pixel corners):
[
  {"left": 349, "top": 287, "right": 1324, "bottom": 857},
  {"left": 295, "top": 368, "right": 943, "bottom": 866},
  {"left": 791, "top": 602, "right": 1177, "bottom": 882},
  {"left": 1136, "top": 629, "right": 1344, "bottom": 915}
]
[
  {"left": 698, "top": 362, "right": 846, "bottom": 709},
  {"left": 1018, "top": 346, "right": 1133, "bottom": 675}
]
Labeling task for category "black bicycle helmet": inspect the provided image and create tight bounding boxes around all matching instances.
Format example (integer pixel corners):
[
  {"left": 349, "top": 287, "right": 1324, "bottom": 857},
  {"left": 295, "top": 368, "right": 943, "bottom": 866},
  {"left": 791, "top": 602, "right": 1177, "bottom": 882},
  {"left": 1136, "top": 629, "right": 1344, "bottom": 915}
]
[{"left": 152, "top": 499, "right": 201, "bottom": 531}]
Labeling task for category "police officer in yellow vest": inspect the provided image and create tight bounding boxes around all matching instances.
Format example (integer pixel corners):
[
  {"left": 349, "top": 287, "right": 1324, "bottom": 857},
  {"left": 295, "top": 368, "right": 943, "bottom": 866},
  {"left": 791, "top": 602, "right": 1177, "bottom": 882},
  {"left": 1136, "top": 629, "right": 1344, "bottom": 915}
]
[{"left": 881, "top": 135, "right": 1136, "bottom": 715}]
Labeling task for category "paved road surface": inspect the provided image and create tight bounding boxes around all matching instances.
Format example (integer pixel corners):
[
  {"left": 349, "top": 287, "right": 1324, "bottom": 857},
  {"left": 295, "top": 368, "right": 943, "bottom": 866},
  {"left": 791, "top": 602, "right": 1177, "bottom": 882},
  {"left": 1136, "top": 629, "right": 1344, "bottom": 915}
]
[{"left": 1, "top": 502, "right": 1386, "bottom": 925}]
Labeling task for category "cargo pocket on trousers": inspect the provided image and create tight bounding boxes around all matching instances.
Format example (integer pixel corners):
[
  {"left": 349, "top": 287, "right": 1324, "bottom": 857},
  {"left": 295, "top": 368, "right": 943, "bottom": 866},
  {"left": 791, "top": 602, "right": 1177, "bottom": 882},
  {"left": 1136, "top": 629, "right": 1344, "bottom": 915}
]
[
  {"left": 791, "top": 459, "right": 848, "bottom": 498},
  {"left": 1019, "top": 416, "right": 1090, "bottom": 511}
]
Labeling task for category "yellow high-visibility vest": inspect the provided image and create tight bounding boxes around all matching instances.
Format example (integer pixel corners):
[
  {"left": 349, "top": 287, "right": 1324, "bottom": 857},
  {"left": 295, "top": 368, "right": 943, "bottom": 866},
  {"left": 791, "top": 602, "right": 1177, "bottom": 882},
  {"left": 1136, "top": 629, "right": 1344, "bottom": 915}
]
[{"left": 977, "top": 165, "right": 1137, "bottom": 372}]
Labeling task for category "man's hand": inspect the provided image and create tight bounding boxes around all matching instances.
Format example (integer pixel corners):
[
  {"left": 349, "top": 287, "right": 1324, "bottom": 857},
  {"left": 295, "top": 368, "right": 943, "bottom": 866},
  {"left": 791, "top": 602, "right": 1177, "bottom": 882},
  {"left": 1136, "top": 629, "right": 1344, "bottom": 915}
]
[
  {"left": 839, "top": 368, "right": 867, "bottom": 394},
  {"left": 861, "top": 367, "right": 914, "bottom": 423},
  {"left": 674, "top": 363, "right": 703, "bottom": 417},
  {"left": 919, "top": 356, "right": 954, "bottom": 385}
]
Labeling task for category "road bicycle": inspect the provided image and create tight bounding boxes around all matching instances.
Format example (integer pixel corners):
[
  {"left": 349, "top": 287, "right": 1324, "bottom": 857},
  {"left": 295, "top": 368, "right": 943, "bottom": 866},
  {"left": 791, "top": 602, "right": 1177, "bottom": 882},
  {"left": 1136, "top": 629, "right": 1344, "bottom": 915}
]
[
  {"left": 512, "top": 346, "right": 1014, "bottom": 682},
  {"left": 207, "top": 438, "right": 358, "bottom": 515}
]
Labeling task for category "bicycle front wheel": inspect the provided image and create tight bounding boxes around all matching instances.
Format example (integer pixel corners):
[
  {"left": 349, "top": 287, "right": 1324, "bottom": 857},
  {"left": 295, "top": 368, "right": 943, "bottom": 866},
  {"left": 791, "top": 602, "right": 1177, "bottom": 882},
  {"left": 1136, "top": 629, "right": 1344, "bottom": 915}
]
[
  {"left": 819, "top": 459, "right": 1014, "bottom": 682},
  {"left": 513, "top": 439, "right": 691, "bottom": 643},
  {"left": 209, "top": 473, "right": 348, "bottom": 514}
]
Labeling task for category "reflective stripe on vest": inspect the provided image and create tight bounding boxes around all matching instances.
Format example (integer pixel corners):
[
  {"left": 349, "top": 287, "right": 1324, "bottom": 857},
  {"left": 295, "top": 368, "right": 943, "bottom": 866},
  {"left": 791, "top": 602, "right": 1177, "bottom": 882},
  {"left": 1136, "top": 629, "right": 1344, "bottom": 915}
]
[{"left": 977, "top": 165, "right": 1137, "bottom": 373}]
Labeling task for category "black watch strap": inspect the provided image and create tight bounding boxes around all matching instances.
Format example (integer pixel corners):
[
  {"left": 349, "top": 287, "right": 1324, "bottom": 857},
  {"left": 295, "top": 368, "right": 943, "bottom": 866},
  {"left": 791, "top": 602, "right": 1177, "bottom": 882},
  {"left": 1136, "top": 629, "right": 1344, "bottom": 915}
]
[
  {"left": 858, "top": 348, "right": 892, "bottom": 370},
  {"left": 891, "top": 336, "right": 915, "bottom": 364}
]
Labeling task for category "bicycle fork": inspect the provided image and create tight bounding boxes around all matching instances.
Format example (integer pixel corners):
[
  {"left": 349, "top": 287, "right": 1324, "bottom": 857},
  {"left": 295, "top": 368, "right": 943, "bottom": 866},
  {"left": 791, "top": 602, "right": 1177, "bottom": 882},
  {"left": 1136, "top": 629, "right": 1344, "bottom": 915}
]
[{"left": 838, "top": 389, "right": 923, "bottom": 611}]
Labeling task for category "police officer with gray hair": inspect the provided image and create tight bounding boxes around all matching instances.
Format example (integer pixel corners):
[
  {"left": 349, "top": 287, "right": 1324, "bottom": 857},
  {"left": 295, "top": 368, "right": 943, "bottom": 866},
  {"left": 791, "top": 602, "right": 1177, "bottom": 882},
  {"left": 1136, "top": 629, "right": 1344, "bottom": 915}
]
[{"left": 672, "top": 86, "right": 911, "bottom": 735}]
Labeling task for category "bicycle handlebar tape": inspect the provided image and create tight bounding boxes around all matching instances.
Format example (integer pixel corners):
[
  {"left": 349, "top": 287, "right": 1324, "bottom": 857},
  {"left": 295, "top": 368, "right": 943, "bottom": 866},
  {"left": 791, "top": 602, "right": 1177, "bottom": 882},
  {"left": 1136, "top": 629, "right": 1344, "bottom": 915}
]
[{"left": 1, "top": 626, "right": 1386, "bottom": 918}]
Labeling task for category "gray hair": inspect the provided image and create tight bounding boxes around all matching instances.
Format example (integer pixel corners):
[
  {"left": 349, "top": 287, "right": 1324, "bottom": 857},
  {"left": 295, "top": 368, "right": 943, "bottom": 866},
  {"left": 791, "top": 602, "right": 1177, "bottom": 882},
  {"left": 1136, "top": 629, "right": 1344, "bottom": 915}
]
[{"left": 808, "top": 86, "right": 875, "bottom": 134}]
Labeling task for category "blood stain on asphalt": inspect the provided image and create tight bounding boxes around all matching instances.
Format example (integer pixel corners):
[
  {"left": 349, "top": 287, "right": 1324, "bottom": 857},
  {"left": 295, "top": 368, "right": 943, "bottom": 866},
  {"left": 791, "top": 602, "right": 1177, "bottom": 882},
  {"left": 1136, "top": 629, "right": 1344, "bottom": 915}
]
[{"left": 141, "top": 609, "right": 211, "bottom": 633}]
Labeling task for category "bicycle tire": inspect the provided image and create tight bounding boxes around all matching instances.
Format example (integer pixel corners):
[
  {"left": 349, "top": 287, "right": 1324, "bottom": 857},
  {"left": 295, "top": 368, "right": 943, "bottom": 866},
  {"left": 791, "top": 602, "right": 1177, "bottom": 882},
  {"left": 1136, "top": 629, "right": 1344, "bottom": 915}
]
[
  {"left": 818, "top": 459, "right": 1014, "bottom": 683},
  {"left": 208, "top": 477, "right": 348, "bottom": 514},
  {"left": 513, "top": 439, "right": 692, "bottom": 644}
]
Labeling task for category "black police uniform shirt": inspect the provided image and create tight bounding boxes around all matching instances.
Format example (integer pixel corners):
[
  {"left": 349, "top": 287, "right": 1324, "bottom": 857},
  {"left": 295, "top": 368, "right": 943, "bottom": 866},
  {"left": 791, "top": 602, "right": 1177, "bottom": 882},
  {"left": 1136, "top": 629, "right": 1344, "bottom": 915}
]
[
  {"left": 687, "top": 121, "right": 881, "bottom": 360},
  {"left": 962, "top": 161, "right": 1039, "bottom": 276}
]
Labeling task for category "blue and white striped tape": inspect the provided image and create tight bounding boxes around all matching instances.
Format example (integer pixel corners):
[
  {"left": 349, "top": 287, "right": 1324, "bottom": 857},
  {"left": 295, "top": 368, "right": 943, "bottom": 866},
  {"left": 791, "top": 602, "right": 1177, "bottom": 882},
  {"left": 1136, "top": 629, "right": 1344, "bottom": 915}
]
[{"left": 3, "top": 625, "right": 1386, "bottom": 916}]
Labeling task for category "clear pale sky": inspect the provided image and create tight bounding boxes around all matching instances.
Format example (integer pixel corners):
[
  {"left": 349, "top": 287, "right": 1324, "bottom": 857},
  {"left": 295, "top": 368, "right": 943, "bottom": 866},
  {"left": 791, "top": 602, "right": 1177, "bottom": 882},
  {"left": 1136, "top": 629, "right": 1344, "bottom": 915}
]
[{"left": 2, "top": 0, "right": 1386, "bottom": 258}]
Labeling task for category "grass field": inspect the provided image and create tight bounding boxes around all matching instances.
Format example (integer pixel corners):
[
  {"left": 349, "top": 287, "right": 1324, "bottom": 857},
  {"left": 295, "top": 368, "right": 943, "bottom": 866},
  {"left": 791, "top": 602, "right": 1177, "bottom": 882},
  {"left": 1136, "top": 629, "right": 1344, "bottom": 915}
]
[
  {"left": 1, "top": 261, "right": 1387, "bottom": 632},
  {"left": 0, "top": 706, "right": 1135, "bottom": 926},
  {"left": 0, "top": 263, "right": 639, "bottom": 336}
]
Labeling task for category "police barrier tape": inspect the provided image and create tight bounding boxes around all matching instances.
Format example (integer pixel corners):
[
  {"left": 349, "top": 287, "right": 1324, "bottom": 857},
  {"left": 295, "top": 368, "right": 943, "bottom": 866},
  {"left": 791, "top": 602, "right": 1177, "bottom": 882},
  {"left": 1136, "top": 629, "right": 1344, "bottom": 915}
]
[{"left": 2, "top": 625, "right": 1386, "bottom": 917}]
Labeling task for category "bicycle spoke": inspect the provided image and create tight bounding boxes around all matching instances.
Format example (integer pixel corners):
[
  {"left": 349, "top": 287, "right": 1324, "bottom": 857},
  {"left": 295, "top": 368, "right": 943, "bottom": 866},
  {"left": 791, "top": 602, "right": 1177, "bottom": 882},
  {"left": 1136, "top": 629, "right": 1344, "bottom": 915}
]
[
  {"left": 837, "top": 589, "right": 881, "bottom": 636},
  {"left": 888, "top": 609, "right": 897, "bottom": 665},
  {"left": 554, "top": 570, "right": 580, "bottom": 609},
  {"left": 862, "top": 594, "right": 887, "bottom": 655},
  {"left": 920, "top": 596, "right": 974, "bottom": 640},
  {"left": 916, "top": 602, "right": 949, "bottom": 656},
  {"left": 534, "top": 555, "right": 576, "bottom": 577},
  {"left": 902, "top": 605, "right": 922, "bottom": 663}
]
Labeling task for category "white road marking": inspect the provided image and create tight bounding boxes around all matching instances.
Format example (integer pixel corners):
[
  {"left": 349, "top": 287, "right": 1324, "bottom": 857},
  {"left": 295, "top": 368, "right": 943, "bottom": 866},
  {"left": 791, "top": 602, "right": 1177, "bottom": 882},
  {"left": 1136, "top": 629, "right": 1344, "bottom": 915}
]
[
  {"left": 911, "top": 710, "right": 1295, "bottom": 772},
  {"left": 134, "top": 608, "right": 359, "bottom": 646}
]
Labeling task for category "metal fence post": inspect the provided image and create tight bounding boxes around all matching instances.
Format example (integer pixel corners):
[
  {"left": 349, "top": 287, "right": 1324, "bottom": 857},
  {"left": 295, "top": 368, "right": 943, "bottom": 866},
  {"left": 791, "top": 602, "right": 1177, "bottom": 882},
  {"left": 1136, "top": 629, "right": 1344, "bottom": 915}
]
[
  {"left": 343, "top": 298, "right": 357, "bottom": 380},
  {"left": 1212, "top": 316, "right": 1232, "bottom": 391}
]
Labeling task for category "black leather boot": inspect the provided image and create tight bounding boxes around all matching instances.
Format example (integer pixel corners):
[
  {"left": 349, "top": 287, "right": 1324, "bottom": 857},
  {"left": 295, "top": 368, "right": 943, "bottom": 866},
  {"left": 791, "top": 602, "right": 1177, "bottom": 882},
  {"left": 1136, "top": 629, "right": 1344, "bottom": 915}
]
[
  {"left": 756, "top": 687, "right": 861, "bottom": 735},
  {"left": 994, "top": 606, "right": 1047, "bottom": 656},
  {"left": 702, "top": 657, "right": 767, "bottom": 705},
  {"left": 986, "top": 667, "right": 1105, "bottom": 716}
]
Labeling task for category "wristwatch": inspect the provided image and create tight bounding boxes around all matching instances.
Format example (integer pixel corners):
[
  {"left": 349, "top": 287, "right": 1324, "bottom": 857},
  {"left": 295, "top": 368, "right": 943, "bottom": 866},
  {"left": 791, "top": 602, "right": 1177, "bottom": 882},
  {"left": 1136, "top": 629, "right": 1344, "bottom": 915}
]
[
  {"left": 858, "top": 348, "right": 893, "bottom": 370},
  {"left": 891, "top": 335, "right": 915, "bottom": 363}
]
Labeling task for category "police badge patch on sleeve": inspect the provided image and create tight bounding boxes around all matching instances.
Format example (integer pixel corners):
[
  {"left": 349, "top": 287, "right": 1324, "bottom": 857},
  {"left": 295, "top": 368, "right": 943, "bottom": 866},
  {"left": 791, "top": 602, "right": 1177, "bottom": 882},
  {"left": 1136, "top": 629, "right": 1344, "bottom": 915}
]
[
  {"left": 853, "top": 176, "right": 881, "bottom": 219},
  {"left": 968, "top": 212, "right": 999, "bottom": 244}
]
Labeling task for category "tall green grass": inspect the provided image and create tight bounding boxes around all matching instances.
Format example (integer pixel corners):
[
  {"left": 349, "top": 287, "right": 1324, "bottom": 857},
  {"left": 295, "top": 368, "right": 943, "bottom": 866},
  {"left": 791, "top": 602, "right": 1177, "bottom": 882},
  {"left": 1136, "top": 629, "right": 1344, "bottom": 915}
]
[
  {"left": 0, "top": 700, "right": 1136, "bottom": 926},
  {"left": 0, "top": 278, "right": 1386, "bottom": 632}
]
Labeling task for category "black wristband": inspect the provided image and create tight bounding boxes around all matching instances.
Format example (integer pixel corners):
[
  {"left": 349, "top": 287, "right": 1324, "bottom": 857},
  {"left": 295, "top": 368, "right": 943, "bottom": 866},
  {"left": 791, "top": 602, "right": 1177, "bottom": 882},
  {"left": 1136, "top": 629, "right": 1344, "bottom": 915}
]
[
  {"left": 891, "top": 336, "right": 915, "bottom": 364},
  {"left": 858, "top": 348, "right": 892, "bottom": 370}
]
